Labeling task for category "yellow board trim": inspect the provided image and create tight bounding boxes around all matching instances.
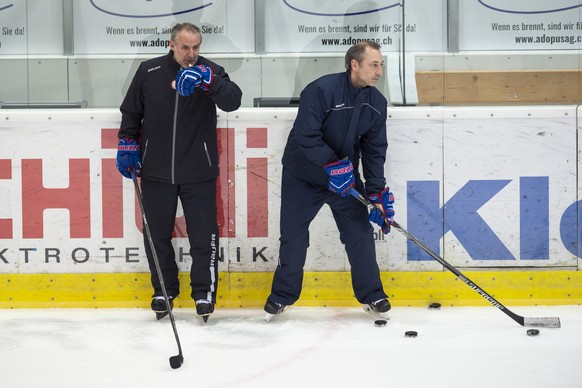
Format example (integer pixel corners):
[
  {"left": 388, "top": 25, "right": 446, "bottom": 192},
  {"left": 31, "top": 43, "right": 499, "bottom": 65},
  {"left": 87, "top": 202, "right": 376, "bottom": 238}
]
[{"left": 1, "top": 271, "right": 581, "bottom": 309}]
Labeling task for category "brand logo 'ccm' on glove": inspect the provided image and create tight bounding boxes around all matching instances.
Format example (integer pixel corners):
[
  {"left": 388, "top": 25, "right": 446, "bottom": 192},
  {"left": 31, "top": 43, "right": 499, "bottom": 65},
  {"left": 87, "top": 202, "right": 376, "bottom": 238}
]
[
  {"left": 323, "top": 159, "right": 355, "bottom": 198},
  {"left": 116, "top": 138, "right": 141, "bottom": 179}
]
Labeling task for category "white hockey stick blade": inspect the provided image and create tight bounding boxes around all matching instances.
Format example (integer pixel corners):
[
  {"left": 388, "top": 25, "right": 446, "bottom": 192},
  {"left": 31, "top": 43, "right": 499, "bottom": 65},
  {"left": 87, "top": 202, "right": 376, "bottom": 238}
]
[{"left": 523, "top": 317, "right": 561, "bottom": 328}]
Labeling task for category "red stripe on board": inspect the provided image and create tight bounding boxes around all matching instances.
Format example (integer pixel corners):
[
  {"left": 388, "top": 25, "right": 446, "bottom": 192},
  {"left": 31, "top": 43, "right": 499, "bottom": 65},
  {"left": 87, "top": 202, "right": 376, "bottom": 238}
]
[
  {"left": 246, "top": 127, "right": 268, "bottom": 148},
  {"left": 101, "top": 128, "right": 120, "bottom": 149},
  {"left": 102, "top": 159, "right": 124, "bottom": 238},
  {"left": 218, "top": 128, "right": 235, "bottom": 238},
  {"left": 22, "top": 159, "right": 91, "bottom": 238},
  {"left": 247, "top": 158, "right": 268, "bottom": 237},
  {"left": 0, "top": 159, "right": 12, "bottom": 238}
]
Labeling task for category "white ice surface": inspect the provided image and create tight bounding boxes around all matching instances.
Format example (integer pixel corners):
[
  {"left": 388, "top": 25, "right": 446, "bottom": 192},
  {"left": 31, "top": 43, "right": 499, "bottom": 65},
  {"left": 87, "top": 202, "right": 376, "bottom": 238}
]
[{"left": 1, "top": 305, "right": 581, "bottom": 388}]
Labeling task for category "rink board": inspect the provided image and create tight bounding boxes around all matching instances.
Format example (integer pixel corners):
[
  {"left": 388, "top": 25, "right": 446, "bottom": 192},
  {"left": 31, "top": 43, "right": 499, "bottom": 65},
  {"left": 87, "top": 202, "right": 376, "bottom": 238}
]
[
  {"left": 0, "top": 106, "right": 581, "bottom": 307},
  {"left": 1, "top": 270, "right": 581, "bottom": 308}
]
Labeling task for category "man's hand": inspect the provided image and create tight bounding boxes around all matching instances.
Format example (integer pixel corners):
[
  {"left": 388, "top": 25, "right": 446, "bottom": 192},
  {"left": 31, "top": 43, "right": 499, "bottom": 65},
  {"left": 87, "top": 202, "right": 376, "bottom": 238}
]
[
  {"left": 368, "top": 188, "right": 395, "bottom": 234},
  {"left": 175, "top": 65, "right": 214, "bottom": 96},
  {"left": 116, "top": 138, "right": 142, "bottom": 179},
  {"left": 323, "top": 159, "right": 355, "bottom": 198},
  {"left": 195, "top": 65, "right": 214, "bottom": 92}
]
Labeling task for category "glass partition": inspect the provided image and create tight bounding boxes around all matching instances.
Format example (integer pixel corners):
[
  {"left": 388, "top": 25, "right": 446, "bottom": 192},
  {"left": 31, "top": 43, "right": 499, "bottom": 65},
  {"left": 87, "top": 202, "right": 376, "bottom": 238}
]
[{"left": 1, "top": 0, "right": 580, "bottom": 108}]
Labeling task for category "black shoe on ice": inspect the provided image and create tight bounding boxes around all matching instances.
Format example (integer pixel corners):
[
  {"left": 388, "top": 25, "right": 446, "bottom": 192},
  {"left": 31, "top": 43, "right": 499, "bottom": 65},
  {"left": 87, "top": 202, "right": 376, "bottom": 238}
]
[
  {"left": 196, "top": 300, "right": 214, "bottom": 323},
  {"left": 264, "top": 301, "right": 286, "bottom": 322},
  {"left": 363, "top": 298, "right": 391, "bottom": 319},
  {"left": 151, "top": 296, "right": 174, "bottom": 321}
]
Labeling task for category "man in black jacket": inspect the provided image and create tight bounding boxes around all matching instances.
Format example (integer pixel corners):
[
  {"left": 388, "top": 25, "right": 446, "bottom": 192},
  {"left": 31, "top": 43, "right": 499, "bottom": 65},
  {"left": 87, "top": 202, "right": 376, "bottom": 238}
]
[
  {"left": 116, "top": 22, "right": 242, "bottom": 322},
  {"left": 264, "top": 41, "right": 395, "bottom": 321}
]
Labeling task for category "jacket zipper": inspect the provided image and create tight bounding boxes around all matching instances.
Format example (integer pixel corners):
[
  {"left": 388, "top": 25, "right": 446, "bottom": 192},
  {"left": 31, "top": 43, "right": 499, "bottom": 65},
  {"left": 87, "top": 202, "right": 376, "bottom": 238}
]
[
  {"left": 142, "top": 139, "right": 149, "bottom": 164},
  {"left": 171, "top": 92, "right": 179, "bottom": 184},
  {"left": 204, "top": 142, "right": 212, "bottom": 167}
]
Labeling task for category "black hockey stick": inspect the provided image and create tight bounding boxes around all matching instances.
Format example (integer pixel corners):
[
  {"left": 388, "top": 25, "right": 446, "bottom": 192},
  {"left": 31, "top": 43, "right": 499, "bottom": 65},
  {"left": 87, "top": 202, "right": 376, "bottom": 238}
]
[
  {"left": 131, "top": 170, "right": 184, "bottom": 368},
  {"left": 349, "top": 188, "right": 560, "bottom": 328}
]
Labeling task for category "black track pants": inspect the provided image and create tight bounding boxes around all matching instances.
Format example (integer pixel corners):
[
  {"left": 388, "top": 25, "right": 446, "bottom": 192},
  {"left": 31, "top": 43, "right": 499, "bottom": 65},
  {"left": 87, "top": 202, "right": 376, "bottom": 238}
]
[{"left": 140, "top": 177, "right": 219, "bottom": 303}]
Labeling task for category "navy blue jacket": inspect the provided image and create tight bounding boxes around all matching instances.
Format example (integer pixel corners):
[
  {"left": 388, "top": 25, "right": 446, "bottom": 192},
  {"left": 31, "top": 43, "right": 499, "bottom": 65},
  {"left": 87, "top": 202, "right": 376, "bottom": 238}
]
[
  {"left": 119, "top": 51, "right": 242, "bottom": 184},
  {"left": 282, "top": 71, "right": 388, "bottom": 194}
]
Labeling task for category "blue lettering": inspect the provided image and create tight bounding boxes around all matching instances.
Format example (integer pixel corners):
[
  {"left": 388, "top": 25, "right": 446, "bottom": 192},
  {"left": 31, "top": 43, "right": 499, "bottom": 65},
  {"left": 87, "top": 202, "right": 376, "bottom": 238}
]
[
  {"left": 560, "top": 200, "right": 582, "bottom": 257},
  {"left": 408, "top": 177, "right": 579, "bottom": 262},
  {"left": 407, "top": 181, "right": 440, "bottom": 261},
  {"left": 444, "top": 180, "right": 514, "bottom": 260},
  {"left": 408, "top": 180, "right": 514, "bottom": 261},
  {"left": 520, "top": 177, "right": 549, "bottom": 260}
]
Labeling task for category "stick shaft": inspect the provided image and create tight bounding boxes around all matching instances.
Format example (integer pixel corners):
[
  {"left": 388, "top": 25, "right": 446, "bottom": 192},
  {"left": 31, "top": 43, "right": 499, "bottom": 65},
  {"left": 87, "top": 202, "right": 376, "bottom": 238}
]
[
  {"left": 349, "top": 188, "right": 560, "bottom": 328},
  {"left": 132, "top": 172, "right": 184, "bottom": 355}
]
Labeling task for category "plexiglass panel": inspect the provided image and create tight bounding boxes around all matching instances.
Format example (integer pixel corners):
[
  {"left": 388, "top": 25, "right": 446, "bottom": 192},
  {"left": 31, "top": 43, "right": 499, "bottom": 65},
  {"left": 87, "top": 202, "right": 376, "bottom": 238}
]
[{"left": 1, "top": 0, "right": 579, "bottom": 108}]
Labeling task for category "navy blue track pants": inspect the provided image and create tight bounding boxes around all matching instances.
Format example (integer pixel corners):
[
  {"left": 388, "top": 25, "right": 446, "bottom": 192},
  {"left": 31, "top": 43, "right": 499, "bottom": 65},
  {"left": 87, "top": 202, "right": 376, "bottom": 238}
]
[{"left": 268, "top": 168, "right": 387, "bottom": 306}]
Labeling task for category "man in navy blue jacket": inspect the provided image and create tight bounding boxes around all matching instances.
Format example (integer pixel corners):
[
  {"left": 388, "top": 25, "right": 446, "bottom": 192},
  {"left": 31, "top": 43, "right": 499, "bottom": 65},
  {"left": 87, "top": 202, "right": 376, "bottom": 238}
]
[
  {"left": 116, "top": 23, "right": 242, "bottom": 322},
  {"left": 265, "top": 41, "right": 395, "bottom": 321}
]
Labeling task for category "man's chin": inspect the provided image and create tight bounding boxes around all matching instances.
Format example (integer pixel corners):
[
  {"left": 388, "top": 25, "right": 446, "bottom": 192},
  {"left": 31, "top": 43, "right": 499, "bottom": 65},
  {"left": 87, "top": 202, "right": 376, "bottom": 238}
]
[{"left": 179, "top": 59, "right": 196, "bottom": 68}]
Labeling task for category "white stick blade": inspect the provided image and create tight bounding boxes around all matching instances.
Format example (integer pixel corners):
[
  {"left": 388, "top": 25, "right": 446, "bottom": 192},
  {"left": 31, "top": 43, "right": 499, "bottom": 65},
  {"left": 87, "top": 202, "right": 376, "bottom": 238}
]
[{"left": 524, "top": 317, "right": 561, "bottom": 328}]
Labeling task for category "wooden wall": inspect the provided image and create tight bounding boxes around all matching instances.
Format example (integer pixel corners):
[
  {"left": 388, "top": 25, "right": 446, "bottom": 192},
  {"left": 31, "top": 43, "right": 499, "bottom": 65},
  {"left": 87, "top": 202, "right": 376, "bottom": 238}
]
[{"left": 416, "top": 70, "right": 582, "bottom": 105}]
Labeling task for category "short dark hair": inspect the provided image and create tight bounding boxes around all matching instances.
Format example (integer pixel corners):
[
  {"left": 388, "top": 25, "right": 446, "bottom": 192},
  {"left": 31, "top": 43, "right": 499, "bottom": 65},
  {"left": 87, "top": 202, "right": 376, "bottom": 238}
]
[
  {"left": 345, "top": 41, "right": 381, "bottom": 70},
  {"left": 170, "top": 22, "right": 202, "bottom": 43}
]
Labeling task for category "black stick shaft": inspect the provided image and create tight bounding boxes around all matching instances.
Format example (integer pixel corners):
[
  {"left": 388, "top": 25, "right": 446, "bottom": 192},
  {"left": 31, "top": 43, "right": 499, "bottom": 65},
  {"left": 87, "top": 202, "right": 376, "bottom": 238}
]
[
  {"left": 131, "top": 171, "right": 184, "bottom": 363},
  {"left": 348, "top": 188, "right": 542, "bottom": 327},
  {"left": 389, "top": 220, "right": 524, "bottom": 325}
]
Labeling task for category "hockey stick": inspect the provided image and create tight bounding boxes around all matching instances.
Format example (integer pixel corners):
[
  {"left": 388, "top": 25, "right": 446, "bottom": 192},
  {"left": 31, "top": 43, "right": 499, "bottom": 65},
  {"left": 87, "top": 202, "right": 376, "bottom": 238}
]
[
  {"left": 349, "top": 188, "right": 560, "bottom": 328},
  {"left": 131, "top": 170, "right": 184, "bottom": 368}
]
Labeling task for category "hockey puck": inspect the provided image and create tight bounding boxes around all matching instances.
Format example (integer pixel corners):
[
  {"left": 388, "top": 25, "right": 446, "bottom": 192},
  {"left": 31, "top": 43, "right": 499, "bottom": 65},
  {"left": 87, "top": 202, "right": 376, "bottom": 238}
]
[
  {"left": 405, "top": 330, "right": 418, "bottom": 338},
  {"left": 374, "top": 319, "right": 387, "bottom": 327},
  {"left": 428, "top": 302, "right": 441, "bottom": 310},
  {"left": 526, "top": 329, "right": 540, "bottom": 336}
]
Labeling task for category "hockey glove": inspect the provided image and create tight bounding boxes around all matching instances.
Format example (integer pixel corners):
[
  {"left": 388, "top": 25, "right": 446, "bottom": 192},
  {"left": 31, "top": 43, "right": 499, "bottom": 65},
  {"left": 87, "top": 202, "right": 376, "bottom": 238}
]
[
  {"left": 195, "top": 65, "right": 214, "bottom": 92},
  {"left": 175, "top": 65, "right": 214, "bottom": 96},
  {"left": 116, "top": 138, "right": 142, "bottom": 179},
  {"left": 368, "top": 188, "right": 395, "bottom": 234},
  {"left": 323, "top": 159, "right": 355, "bottom": 198}
]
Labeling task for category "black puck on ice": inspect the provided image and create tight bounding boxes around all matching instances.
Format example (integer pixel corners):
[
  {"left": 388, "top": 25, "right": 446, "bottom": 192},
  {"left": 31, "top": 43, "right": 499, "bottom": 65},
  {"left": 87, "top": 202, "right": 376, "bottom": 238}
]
[
  {"left": 526, "top": 329, "right": 540, "bottom": 336},
  {"left": 374, "top": 319, "right": 387, "bottom": 327},
  {"left": 428, "top": 302, "right": 441, "bottom": 310},
  {"left": 405, "top": 330, "right": 418, "bottom": 338}
]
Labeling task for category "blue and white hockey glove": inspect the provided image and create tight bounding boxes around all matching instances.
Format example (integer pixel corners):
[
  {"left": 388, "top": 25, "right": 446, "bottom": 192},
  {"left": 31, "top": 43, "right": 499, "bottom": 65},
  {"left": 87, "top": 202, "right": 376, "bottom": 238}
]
[
  {"left": 116, "top": 138, "right": 141, "bottom": 179},
  {"left": 175, "top": 65, "right": 214, "bottom": 96},
  {"left": 323, "top": 159, "right": 355, "bottom": 198},
  {"left": 195, "top": 65, "right": 214, "bottom": 92},
  {"left": 368, "top": 188, "right": 395, "bottom": 234}
]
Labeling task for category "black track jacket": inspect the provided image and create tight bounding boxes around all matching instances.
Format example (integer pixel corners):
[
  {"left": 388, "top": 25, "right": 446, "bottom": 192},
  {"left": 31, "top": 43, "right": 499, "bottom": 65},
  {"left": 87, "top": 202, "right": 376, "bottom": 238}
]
[
  {"left": 119, "top": 51, "right": 242, "bottom": 184},
  {"left": 282, "top": 71, "right": 388, "bottom": 195}
]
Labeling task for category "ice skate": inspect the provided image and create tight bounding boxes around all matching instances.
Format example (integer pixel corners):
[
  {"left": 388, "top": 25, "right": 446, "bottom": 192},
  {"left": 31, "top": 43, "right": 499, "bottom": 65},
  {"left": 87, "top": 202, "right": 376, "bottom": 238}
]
[
  {"left": 363, "top": 298, "right": 391, "bottom": 320},
  {"left": 196, "top": 300, "right": 214, "bottom": 323},
  {"left": 151, "top": 296, "right": 174, "bottom": 320},
  {"left": 264, "top": 301, "right": 286, "bottom": 322}
]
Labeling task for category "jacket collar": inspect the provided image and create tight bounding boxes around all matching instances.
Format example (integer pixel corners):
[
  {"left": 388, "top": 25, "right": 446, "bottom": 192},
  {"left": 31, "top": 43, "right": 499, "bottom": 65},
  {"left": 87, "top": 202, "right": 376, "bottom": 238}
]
[{"left": 166, "top": 50, "right": 181, "bottom": 72}]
